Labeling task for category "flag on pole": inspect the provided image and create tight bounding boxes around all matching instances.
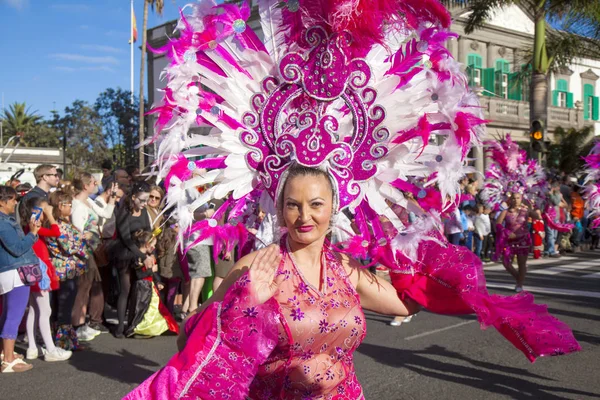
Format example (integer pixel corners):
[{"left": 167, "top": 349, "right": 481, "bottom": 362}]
[{"left": 130, "top": 9, "right": 138, "bottom": 43}]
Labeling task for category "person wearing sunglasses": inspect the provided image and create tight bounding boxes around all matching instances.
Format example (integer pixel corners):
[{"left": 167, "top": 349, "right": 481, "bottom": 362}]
[
  {"left": 146, "top": 186, "right": 165, "bottom": 233},
  {"left": 16, "top": 165, "right": 60, "bottom": 225},
  {"left": 111, "top": 182, "right": 153, "bottom": 338}
]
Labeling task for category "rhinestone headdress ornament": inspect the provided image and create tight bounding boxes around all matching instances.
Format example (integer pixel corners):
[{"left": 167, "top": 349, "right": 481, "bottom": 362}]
[{"left": 149, "top": 0, "right": 487, "bottom": 266}]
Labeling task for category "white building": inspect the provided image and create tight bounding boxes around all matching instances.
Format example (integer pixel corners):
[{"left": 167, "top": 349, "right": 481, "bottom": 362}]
[
  {"left": 0, "top": 146, "right": 67, "bottom": 185},
  {"left": 146, "top": 3, "right": 599, "bottom": 174}
]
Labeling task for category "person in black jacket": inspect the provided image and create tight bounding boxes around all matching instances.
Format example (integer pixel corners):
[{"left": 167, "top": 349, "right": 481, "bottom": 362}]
[{"left": 112, "top": 182, "right": 152, "bottom": 338}]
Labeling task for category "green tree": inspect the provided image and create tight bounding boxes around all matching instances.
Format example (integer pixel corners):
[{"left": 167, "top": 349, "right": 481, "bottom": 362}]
[
  {"left": 447, "top": 1, "right": 600, "bottom": 138},
  {"left": 58, "top": 100, "right": 108, "bottom": 171},
  {"left": 546, "top": 125, "right": 594, "bottom": 173},
  {"left": 95, "top": 88, "right": 141, "bottom": 167},
  {"left": 139, "top": 0, "right": 165, "bottom": 171},
  {"left": 22, "top": 123, "right": 61, "bottom": 148},
  {"left": 1, "top": 102, "right": 43, "bottom": 143}
]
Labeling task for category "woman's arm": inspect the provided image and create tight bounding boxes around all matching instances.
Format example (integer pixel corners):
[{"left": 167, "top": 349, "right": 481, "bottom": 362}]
[
  {"left": 340, "top": 254, "right": 420, "bottom": 316},
  {"left": 0, "top": 222, "right": 36, "bottom": 257},
  {"left": 496, "top": 209, "right": 508, "bottom": 226},
  {"left": 38, "top": 224, "right": 61, "bottom": 238},
  {"left": 116, "top": 207, "right": 147, "bottom": 260},
  {"left": 89, "top": 198, "right": 115, "bottom": 219}
]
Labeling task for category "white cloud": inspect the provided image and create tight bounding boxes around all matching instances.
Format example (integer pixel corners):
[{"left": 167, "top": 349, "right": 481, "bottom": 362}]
[
  {"left": 80, "top": 44, "right": 124, "bottom": 54},
  {"left": 105, "top": 30, "right": 129, "bottom": 38},
  {"left": 49, "top": 53, "right": 119, "bottom": 65},
  {"left": 54, "top": 66, "right": 115, "bottom": 73},
  {"left": 54, "top": 66, "right": 77, "bottom": 72},
  {"left": 50, "top": 3, "right": 91, "bottom": 12},
  {"left": 2, "top": 0, "right": 29, "bottom": 10}
]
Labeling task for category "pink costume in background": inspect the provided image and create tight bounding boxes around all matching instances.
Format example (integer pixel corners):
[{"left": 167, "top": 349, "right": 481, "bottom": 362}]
[{"left": 125, "top": 240, "right": 366, "bottom": 400}]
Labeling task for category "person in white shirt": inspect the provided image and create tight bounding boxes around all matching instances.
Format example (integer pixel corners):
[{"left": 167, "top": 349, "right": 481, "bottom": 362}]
[
  {"left": 70, "top": 173, "right": 119, "bottom": 339},
  {"left": 474, "top": 204, "right": 492, "bottom": 260}
]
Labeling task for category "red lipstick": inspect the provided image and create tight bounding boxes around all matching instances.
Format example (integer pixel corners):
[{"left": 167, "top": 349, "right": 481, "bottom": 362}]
[{"left": 297, "top": 225, "right": 314, "bottom": 233}]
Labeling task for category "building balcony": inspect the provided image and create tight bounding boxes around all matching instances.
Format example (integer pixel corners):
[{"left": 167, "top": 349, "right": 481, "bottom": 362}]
[{"left": 477, "top": 96, "right": 590, "bottom": 138}]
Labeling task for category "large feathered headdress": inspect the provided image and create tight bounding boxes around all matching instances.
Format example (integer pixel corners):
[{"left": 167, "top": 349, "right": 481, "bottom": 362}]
[
  {"left": 148, "top": 0, "right": 486, "bottom": 266},
  {"left": 480, "top": 135, "right": 546, "bottom": 210}
]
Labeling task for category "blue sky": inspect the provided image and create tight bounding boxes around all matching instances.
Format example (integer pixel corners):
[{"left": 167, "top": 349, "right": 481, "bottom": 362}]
[{"left": 0, "top": 0, "right": 192, "bottom": 119}]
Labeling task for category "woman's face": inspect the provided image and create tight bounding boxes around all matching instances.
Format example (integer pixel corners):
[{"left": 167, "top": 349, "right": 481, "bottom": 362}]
[
  {"left": 0, "top": 196, "right": 17, "bottom": 214},
  {"left": 132, "top": 192, "right": 150, "bottom": 211},
  {"left": 282, "top": 174, "right": 333, "bottom": 246},
  {"left": 145, "top": 238, "right": 157, "bottom": 253},
  {"left": 59, "top": 200, "right": 72, "bottom": 217},
  {"left": 148, "top": 190, "right": 162, "bottom": 209},
  {"left": 85, "top": 178, "right": 98, "bottom": 195},
  {"left": 511, "top": 192, "right": 522, "bottom": 207}
]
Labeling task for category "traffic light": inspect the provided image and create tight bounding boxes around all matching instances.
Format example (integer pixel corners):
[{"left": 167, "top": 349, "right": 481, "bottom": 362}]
[{"left": 530, "top": 120, "right": 545, "bottom": 153}]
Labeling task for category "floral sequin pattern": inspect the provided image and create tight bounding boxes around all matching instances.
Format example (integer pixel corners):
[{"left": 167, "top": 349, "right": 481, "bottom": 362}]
[
  {"left": 46, "top": 221, "right": 88, "bottom": 281},
  {"left": 249, "top": 244, "right": 366, "bottom": 399}
]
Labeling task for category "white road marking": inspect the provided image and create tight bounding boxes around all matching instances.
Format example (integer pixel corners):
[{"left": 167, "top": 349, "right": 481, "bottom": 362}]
[
  {"left": 581, "top": 271, "right": 600, "bottom": 279},
  {"left": 404, "top": 320, "right": 476, "bottom": 341},
  {"left": 486, "top": 282, "right": 600, "bottom": 299},
  {"left": 529, "top": 263, "right": 598, "bottom": 275}
]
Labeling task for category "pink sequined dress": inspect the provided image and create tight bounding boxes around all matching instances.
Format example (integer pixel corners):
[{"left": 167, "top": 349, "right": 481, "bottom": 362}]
[
  {"left": 125, "top": 240, "right": 366, "bottom": 400},
  {"left": 496, "top": 207, "right": 532, "bottom": 264}
]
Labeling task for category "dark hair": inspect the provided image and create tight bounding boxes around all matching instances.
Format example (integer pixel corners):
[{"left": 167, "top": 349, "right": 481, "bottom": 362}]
[
  {"left": 0, "top": 186, "right": 17, "bottom": 202},
  {"left": 133, "top": 230, "right": 154, "bottom": 249},
  {"left": 49, "top": 190, "right": 73, "bottom": 221},
  {"left": 156, "top": 221, "right": 177, "bottom": 259},
  {"left": 101, "top": 159, "right": 113, "bottom": 170},
  {"left": 19, "top": 196, "right": 46, "bottom": 227},
  {"left": 124, "top": 181, "right": 151, "bottom": 212}
]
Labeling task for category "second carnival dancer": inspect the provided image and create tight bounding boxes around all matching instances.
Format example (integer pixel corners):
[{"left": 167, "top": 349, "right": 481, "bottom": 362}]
[
  {"left": 480, "top": 135, "right": 547, "bottom": 292},
  {"left": 126, "top": 1, "right": 581, "bottom": 399}
]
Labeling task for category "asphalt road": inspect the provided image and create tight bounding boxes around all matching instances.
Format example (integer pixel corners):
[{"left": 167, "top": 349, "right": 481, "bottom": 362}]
[{"left": 2, "top": 250, "right": 599, "bottom": 400}]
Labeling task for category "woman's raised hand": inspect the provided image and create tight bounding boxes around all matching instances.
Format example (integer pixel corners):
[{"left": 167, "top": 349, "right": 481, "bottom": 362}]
[{"left": 248, "top": 244, "right": 283, "bottom": 305}]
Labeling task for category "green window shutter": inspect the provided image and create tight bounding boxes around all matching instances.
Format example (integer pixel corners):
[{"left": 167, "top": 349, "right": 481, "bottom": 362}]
[
  {"left": 503, "top": 62, "right": 510, "bottom": 74},
  {"left": 467, "top": 65, "right": 475, "bottom": 87},
  {"left": 566, "top": 92, "right": 574, "bottom": 108},
  {"left": 552, "top": 90, "right": 559, "bottom": 107},
  {"left": 483, "top": 68, "right": 495, "bottom": 96},
  {"left": 584, "top": 84, "right": 594, "bottom": 120},
  {"left": 508, "top": 73, "right": 522, "bottom": 101},
  {"left": 557, "top": 79, "right": 568, "bottom": 92},
  {"left": 593, "top": 96, "right": 599, "bottom": 120},
  {"left": 495, "top": 70, "right": 504, "bottom": 97}
]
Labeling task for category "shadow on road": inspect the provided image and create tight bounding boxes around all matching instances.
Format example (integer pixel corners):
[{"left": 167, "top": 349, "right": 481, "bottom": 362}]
[
  {"left": 358, "top": 343, "right": 600, "bottom": 400},
  {"left": 68, "top": 348, "right": 159, "bottom": 384}
]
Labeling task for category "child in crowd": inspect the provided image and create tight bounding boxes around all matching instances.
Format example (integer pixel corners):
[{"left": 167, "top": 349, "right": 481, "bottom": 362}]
[
  {"left": 473, "top": 204, "right": 491, "bottom": 261},
  {"left": 46, "top": 190, "right": 89, "bottom": 351},
  {"left": 125, "top": 231, "right": 179, "bottom": 338},
  {"left": 156, "top": 221, "right": 184, "bottom": 316},
  {"left": 20, "top": 198, "right": 72, "bottom": 362},
  {"left": 460, "top": 204, "right": 475, "bottom": 251}
]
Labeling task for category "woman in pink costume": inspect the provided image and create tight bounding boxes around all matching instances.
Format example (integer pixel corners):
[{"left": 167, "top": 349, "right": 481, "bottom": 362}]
[
  {"left": 495, "top": 191, "right": 539, "bottom": 292},
  {"left": 125, "top": 0, "right": 580, "bottom": 398}
]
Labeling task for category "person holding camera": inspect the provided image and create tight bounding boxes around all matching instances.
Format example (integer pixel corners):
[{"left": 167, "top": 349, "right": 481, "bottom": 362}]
[{"left": 0, "top": 186, "right": 40, "bottom": 373}]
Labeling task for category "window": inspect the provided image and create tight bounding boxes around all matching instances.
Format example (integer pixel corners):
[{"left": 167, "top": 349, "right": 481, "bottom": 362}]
[
  {"left": 495, "top": 59, "right": 510, "bottom": 98},
  {"left": 467, "top": 53, "right": 483, "bottom": 88},
  {"left": 552, "top": 79, "right": 573, "bottom": 108},
  {"left": 584, "top": 84, "right": 595, "bottom": 120}
]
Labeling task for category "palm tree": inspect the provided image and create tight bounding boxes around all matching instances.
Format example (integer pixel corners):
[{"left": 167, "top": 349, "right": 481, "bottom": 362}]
[
  {"left": 444, "top": 0, "right": 600, "bottom": 133},
  {"left": 1, "top": 102, "right": 43, "bottom": 144},
  {"left": 139, "top": 0, "right": 164, "bottom": 171}
]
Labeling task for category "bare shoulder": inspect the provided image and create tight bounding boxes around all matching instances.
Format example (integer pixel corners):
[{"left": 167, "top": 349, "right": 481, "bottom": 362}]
[{"left": 333, "top": 252, "right": 363, "bottom": 288}]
